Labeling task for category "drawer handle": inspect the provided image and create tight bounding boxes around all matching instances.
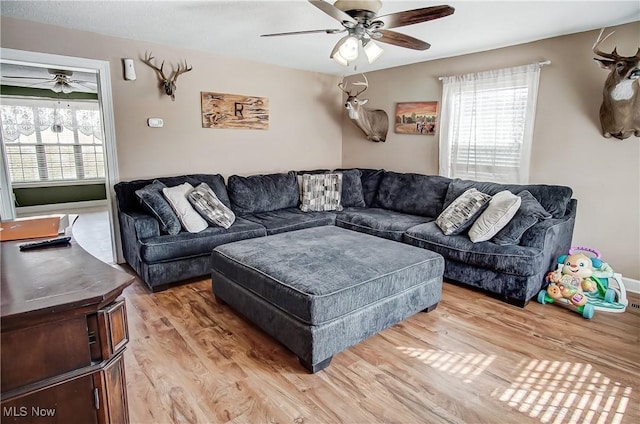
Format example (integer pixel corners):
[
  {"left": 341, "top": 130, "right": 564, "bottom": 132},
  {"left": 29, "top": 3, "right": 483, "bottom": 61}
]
[{"left": 94, "top": 387, "right": 100, "bottom": 410}]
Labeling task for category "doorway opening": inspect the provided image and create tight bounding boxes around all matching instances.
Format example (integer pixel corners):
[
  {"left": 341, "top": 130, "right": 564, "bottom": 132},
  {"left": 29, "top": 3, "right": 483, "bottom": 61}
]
[{"left": 0, "top": 48, "right": 121, "bottom": 263}]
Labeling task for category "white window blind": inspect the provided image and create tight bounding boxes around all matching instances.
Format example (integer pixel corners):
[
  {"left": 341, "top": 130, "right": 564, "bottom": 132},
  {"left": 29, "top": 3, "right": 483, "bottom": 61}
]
[
  {"left": 0, "top": 97, "right": 105, "bottom": 185},
  {"left": 439, "top": 63, "right": 542, "bottom": 184}
]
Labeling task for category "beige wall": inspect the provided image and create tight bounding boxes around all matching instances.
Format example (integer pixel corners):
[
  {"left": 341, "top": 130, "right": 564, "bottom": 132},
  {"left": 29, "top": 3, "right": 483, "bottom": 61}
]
[
  {"left": 342, "top": 22, "right": 640, "bottom": 279},
  {"left": 2, "top": 17, "right": 638, "bottom": 279},
  {"left": 0, "top": 17, "right": 344, "bottom": 181}
]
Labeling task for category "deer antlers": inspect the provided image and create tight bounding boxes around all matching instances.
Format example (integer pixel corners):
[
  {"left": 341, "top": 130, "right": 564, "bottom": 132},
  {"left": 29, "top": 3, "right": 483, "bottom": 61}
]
[
  {"left": 141, "top": 51, "right": 193, "bottom": 101},
  {"left": 338, "top": 74, "right": 369, "bottom": 97},
  {"left": 592, "top": 28, "right": 621, "bottom": 60},
  {"left": 592, "top": 28, "right": 640, "bottom": 60}
]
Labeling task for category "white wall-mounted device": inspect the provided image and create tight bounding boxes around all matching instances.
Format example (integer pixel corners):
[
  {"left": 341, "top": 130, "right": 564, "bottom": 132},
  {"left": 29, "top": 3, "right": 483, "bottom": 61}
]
[
  {"left": 123, "top": 58, "right": 136, "bottom": 81},
  {"left": 147, "top": 118, "right": 164, "bottom": 128}
]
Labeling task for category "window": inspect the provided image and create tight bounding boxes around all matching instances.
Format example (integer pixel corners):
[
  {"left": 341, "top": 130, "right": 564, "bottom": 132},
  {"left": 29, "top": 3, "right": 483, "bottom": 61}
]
[
  {"left": 0, "top": 97, "right": 104, "bottom": 185},
  {"left": 439, "top": 63, "right": 541, "bottom": 184}
]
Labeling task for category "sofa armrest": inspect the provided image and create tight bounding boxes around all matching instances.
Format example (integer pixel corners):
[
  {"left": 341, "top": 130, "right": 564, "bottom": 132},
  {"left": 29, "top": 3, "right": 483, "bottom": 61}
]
[
  {"left": 120, "top": 211, "right": 160, "bottom": 240},
  {"left": 520, "top": 199, "right": 577, "bottom": 249},
  {"left": 118, "top": 211, "right": 159, "bottom": 269},
  {"left": 520, "top": 199, "right": 577, "bottom": 284}
]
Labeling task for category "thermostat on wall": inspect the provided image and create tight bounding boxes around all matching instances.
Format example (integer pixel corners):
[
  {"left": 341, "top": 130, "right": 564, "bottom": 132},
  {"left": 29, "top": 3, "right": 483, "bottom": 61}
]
[{"left": 147, "top": 118, "right": 164, "bottom": 128}]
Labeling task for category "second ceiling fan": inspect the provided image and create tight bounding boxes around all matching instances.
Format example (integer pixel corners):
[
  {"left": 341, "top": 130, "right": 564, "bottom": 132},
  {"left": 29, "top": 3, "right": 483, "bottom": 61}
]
[{"left": 261, "top": 0, "right": 455, "bottom": 66}]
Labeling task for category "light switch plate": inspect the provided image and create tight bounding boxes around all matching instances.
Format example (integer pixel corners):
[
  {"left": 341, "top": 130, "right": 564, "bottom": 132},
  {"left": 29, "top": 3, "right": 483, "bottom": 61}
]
[{"left": 147, "top": 118, "right": 163, "bottom": 128}]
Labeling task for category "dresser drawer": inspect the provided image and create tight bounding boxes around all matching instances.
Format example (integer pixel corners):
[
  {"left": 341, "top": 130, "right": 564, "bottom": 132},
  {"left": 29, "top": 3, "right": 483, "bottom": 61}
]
[
  {"left": 97, "top": 299, "right": 128, "bottom": 360},
  {"left": 1, "top": 317, "right": 91, "bottom": 393}
]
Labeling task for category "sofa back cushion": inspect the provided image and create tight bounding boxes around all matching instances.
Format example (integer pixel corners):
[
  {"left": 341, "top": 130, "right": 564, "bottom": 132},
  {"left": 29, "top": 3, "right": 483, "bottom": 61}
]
[
  {"left": 338, "top": 169, "right": 366, "bottom": 208},
  {"left": 335, "top": 168, "right": 384, "bottom": 207},
  {"left": 373, "top": 171, "right": 451, "bottom": 218},
  {"left": 228, "top": 171, "right": 299, "bottom": 215},
  {"left": 115, "top": 174, "right": 229, "bottom": 214},
  {"left": 442, "top": 178, "right": 572, "bottom": 219}
]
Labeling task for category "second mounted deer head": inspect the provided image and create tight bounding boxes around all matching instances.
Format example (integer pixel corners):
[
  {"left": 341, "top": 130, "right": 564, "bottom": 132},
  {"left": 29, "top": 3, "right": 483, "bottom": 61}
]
[
  {"left": 338, "top": 74, "right": 389, "bottom": 142},
  {"left": 592, "top": 29, "right": 640, "bottom": 140},
  {"left": 142, "top": 52, "right": 193, "bottom": 101}
]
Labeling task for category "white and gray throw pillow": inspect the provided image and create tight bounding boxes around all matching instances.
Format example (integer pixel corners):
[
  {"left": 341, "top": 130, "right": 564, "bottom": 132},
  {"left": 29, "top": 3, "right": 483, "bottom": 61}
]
[
  {"left": 188, "top": 183, "right": 236, "bottom": 229},
  {"left": 436, "top": 188, "right": 492, "bottom": 235},
  {"left": 162, "top": 183, "right": 208, "bottom": 233},
  {"left": 468, "top": 190, "right": 521, "bottom": 243},
  {"left": 300, "top": 173, "right": 343, "bottom": 212}
]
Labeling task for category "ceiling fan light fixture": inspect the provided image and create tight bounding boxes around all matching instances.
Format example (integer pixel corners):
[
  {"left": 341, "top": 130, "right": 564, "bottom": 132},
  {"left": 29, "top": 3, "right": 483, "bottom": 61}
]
[
  {"left": 51, "top": 81, "right": 64, "bottom": 93},
  {"left": 331, "top": 50, "right": 350, "bottom": 66},
  {"left": 338, "top": 36, "right": 359, "bottom": 61},
  {"left": 363, "top": 40, "right": 384, "bottom": 63},
  {"left": 51, "top": 80, "right": 73, "bottom": 94},
  {"left": 331, "top": 35, "right": 359, "bottom": 65}
]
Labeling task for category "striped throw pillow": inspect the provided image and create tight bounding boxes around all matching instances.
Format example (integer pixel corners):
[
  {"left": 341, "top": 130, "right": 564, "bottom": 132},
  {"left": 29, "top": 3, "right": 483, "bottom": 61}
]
[
  {"left": 300, "top": 173, "right": 343, "bottom": 212},
  {"left": 188, "top": 183, "right": 236, "bottom": 229}
]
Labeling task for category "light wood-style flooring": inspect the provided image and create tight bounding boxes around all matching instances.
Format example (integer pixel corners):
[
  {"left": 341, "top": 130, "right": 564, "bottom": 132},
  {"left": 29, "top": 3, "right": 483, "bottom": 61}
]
[
  {"left": 121, "top": 277, "right": 640, "bottom": 424},
  {"left": 70, "top": 210, "right": 639, "bottom": 423}
]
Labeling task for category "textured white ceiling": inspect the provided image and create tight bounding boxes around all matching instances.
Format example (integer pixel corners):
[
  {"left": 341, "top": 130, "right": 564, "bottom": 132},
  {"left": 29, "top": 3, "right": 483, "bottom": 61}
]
[{"left": 1, "top": 0, "right": 639, "bottom": 76}]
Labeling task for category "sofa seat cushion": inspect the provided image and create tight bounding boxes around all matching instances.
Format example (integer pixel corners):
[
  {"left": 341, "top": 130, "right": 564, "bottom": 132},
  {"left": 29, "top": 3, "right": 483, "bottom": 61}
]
[
  {"left": 336, "top": 207, "right": 432, "bottom": 241},
  {"left": 211, "top": 226, "right": 444, "bottom": 326},
  {"left": 139, "top": 217, "right": 266, "bottom": 263},
  {"left": 242, "top": 208, "right": 336, "bottom": 235},
  {"left": 404, "top": 221, "right": 544, "bottom": 277}
]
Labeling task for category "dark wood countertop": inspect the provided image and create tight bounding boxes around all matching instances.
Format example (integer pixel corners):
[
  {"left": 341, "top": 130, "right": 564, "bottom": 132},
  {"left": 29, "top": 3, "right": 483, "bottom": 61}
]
[{"left": 1, "top": 237, "right": 135, "bottom": 330}]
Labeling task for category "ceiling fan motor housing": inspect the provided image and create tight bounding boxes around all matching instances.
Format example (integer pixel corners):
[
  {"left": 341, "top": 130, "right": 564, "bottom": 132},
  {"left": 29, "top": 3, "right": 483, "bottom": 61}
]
[{"left": 334, "top": 0, "right": 382, "bottom": 14}]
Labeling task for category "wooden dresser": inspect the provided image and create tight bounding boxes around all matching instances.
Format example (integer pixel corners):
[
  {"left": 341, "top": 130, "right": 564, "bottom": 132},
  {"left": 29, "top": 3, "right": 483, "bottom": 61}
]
[{"left": 1, "top": 237, "right": 135, "bottom": 423}]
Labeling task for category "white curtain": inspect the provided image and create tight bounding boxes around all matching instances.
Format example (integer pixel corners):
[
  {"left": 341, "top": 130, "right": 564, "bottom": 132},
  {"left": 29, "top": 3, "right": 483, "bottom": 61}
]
[
  {"left": 1, "top": 98, "right": 102, "bottom": 142},
  {"left": 439, "top": 63, "right": 541, "bottom": 184}
]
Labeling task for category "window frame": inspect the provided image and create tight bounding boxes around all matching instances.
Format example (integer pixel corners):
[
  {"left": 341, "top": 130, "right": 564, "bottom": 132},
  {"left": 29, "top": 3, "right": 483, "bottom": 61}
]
[
  {"left": 1, "top": 96, "right": 106, "bottom": 187},
  {"left": 439, "top": 63, "right": 541, "bottom": 184}
]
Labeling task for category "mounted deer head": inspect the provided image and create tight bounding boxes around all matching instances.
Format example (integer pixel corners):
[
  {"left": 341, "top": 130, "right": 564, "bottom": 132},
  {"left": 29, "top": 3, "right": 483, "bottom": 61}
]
[
  {"left": 592, "top": 29, "right": 640, "bottom": 140},
  {"left": 142, "top": 52, "right": 193, "bottom": 101},
  {"left": 338, "top": 74, "right": 389, "bottom": 142}
]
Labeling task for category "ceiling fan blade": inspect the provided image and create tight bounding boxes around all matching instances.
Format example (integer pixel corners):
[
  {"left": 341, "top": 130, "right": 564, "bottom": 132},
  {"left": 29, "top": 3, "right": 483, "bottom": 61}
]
[
  {"left": 69, "top": 80, "right": 97, "bottom": 90},
  {"left": 68, "top": 81, "right": 96, "bottom": 91},
  {"left": 1, "top": 75, "right": 53, "bottom": 80},
  {"left": 376, "top": 30, "right": 431, "bottom": 50},
  {"left": 261, "top": 28, "right": 344, "bottom": 37},
  {"left": 308, "top": 0, "right": 356, "bottom": 25},
  {"left": 22, "top": 81, "right": 56, "bottom": 88},
  {"left": 376, "top": 5, "right": 454, "bottom": 29}
]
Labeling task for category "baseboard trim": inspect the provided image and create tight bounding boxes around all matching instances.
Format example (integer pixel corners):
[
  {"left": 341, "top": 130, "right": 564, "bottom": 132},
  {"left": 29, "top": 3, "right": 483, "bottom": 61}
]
[
  {"left": 16, "top": 199, "right": 107, "bottom": 215},
  {"left": 623, "top": 276, "right": 640, "bottom": 294}
]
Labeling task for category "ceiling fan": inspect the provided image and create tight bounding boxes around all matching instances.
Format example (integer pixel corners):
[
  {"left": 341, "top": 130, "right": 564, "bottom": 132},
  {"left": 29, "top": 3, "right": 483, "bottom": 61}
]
[
  {"left": 1, "top": 69, "right": 97, "bottom": 93},
  {"left": 261, "top": 0, "right": 454, "bottom": 66}
]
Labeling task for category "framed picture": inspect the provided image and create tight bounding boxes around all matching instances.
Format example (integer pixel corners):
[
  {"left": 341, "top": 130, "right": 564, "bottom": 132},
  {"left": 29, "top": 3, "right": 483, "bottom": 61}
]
[
  {"left": 201, "top": 92, "right": 269, "bottom": 130},
  {"left": 395, "top": 102, "right": 438, "bottom": 135}
]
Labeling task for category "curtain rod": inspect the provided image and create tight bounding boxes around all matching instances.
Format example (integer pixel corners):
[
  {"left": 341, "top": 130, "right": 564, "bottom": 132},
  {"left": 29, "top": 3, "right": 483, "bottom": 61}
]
[{"left": 438, "top": 60, "right": 551, "bottom": 81}]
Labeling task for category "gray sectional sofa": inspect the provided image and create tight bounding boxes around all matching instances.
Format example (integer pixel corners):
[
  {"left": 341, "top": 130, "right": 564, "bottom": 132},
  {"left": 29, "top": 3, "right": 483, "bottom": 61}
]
[{"left": 114, "top": 168, "right": 576, "bottom": 306}]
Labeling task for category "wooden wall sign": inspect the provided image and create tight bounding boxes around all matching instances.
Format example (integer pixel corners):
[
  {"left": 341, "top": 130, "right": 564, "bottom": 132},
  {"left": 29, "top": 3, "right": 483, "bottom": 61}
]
[
  {"left": 201, "top": 92, "right": 269, "bottom": 130},
  {"left": 395, "top": 101, "right": 438, "bottom": 135}
]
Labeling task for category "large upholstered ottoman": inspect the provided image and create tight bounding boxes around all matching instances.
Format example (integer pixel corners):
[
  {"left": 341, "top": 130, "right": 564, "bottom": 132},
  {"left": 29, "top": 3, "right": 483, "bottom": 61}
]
[{"left": 211, "top": 226, "right": 444, "bottom": 373}]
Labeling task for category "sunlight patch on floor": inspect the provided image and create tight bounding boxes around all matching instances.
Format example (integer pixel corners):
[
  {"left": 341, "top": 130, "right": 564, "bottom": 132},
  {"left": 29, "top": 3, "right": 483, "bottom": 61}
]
[
  {"left": 494, "top": 360, "right": 631, "bottom": 424},
  {"left": 396, "top": 347, "right": 496, "bottom": 383}
]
